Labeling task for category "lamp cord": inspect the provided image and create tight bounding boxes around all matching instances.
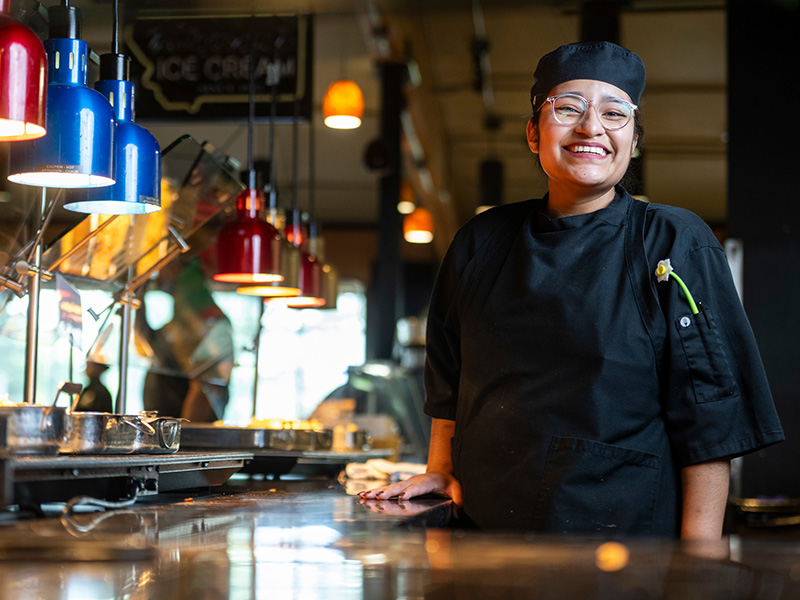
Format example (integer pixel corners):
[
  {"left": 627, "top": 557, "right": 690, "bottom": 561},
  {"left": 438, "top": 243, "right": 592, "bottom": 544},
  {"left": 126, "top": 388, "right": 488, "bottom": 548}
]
[
  {"left": 308, "top": 106, "right": 317, "bottom": 241},
  {"left": 292, "top": 98, "right": 300, "bottom": 243},
  {"left": 247, "top": 27, "right": 256, "bottom": 190},
  {"left": 267, "top": 61, "right": 279, "bottom": 214},
  {"left": 112, "top": 0, "right": 118, "bottom": 55}
]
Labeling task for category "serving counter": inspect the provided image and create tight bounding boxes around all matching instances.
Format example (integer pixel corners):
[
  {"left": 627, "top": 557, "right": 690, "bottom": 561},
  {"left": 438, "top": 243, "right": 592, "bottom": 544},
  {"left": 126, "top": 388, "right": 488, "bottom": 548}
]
[{"left": 1, "top": 476, "right": 799, "bottom": 599}]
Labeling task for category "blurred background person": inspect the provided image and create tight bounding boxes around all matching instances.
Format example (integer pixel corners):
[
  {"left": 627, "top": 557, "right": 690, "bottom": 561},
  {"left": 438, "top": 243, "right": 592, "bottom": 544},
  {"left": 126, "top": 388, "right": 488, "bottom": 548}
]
[{"left": 135, "top": 257, "right": 234, "bottom": 422}]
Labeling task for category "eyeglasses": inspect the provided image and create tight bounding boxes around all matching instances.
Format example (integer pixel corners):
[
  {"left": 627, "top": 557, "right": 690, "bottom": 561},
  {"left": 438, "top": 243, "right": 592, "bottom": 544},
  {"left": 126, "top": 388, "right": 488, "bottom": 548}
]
[{"left": 545, "top": 93, "right": 637, "bottom": 131}]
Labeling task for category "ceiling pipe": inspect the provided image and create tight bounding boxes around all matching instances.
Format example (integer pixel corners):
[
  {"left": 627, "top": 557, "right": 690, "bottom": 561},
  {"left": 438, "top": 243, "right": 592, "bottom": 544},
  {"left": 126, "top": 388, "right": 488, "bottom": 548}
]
[{"left": 471, "top": 0, "right": 499, "bottom": 127}]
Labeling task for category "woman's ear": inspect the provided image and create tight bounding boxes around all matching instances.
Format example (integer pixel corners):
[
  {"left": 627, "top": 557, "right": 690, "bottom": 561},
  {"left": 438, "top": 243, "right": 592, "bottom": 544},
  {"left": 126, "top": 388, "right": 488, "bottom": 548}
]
[{"left": 526, "top": 119, "right": 539, "bottom": 154}]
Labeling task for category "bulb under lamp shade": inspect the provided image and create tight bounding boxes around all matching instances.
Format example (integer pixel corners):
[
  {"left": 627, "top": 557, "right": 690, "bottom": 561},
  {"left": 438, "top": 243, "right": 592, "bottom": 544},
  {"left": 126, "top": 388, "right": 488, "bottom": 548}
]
[
  {"left": 214, "top": 188, "right": 284, "bottom": 284},
  {"left": 397, "top": 199, "right": 415, "bottom": 215},
  {"left": 403, "top": 206, "right": 434, "bottom": 244},
  {"left": 322, "top": 79, "right": 363, "bottom": 129},
  {"left": 8, "top": 6, "right": 115, "bottom": 188},
  {"left": 397, "top": 180, "right": 415, "bottom": 214},
  {"left": 0, "top": 0, "right": 47, "bottom": 141},
  {"left": 64, "top": 54, "right": 160, "bottom": 214},
  {"left": 236, "top": 239, "right": 301, "bottom": 298}
]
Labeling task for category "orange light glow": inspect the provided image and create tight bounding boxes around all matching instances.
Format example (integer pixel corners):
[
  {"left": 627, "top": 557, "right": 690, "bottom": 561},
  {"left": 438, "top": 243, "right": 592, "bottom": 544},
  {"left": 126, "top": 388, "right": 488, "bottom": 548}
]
[
  {"left": 403, "top": 207, "right": 434, "bottom": 244},
  {"left": 322, "top": 80, "right": 364, "bottom": 129},
  {"left": 595, "top": 541, "right": 630, "bottom": 572}
]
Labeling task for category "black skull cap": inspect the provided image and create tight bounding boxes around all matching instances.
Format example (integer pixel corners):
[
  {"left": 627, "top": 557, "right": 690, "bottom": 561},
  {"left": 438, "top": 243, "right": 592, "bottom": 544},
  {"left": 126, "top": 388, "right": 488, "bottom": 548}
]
[{"left": 530, "top": 41, "right": 646, "bottom": 108}]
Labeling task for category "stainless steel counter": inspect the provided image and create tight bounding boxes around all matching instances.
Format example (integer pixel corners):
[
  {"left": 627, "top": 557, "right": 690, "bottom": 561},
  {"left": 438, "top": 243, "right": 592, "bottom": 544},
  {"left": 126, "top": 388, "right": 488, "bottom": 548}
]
[{"left": 1, "top": 476, "right": 799, "bottom": 599}]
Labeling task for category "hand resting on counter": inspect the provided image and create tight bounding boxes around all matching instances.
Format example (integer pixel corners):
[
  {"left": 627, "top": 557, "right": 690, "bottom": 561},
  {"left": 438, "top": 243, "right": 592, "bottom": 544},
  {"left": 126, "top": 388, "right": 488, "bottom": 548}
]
[{"left": 358, "top": 471, "right": 463, "bottom": 505}]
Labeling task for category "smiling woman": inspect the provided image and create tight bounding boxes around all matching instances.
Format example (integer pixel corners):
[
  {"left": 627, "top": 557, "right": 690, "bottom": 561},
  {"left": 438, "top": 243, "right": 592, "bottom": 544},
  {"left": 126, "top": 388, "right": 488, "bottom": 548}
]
[{"left": 361, "top": 41, "right": 784, "bottom": 540}]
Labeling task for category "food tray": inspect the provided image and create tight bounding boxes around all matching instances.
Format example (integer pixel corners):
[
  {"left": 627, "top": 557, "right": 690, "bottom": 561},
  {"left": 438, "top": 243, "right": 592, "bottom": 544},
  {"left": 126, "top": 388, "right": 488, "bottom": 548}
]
[{"left": 180, "top": 424, "right": 333, "bottom": 451}]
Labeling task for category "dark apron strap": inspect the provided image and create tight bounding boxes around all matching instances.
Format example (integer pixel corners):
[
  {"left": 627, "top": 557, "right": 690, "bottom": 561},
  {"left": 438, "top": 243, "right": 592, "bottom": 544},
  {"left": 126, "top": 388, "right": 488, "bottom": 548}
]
[{"left": 624, "top": 198, "right": 666, "bottom": 373}]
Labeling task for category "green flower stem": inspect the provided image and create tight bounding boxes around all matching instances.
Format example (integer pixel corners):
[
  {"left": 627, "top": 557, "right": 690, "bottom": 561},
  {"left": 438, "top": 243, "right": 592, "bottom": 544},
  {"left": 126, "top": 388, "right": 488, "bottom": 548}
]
[{"left": 669, "top": 272, "right": 699, "bottom": 314}]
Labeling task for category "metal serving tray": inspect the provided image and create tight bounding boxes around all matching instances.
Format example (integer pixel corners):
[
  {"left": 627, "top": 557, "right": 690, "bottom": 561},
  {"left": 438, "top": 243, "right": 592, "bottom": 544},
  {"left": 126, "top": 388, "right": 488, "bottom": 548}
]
[{"left": 180, "top": 424, "right": 333, "bottom": 452}]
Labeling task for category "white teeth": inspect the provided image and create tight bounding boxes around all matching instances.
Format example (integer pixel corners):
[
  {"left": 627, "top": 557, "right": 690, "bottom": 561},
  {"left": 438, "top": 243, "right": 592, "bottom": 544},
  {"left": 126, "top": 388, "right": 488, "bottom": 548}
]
[{"left": 570, "top": 145, "right": 607, "bottom": 155}]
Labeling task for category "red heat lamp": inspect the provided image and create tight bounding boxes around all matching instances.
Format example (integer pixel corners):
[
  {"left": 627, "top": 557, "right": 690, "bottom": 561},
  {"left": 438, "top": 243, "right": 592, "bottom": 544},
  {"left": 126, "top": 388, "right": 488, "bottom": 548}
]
[
  {"left": 284, "top": 249, "right": 325, "bottom": 307},
  {"left": 214, "top": 188, "right": 283, "bottom": 284},
  {"left": 259, "top": 222, "right": 325, "bottom": 308},
  {"left": 0, "top": 0, "right": 47, "bottom": 141}
]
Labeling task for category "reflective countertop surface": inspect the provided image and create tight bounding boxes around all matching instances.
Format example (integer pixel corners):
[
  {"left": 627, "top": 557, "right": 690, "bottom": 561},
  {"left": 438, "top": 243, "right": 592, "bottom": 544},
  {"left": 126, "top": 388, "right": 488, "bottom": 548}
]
[{"left": 1, "top": 476, "right": 799, "bottom": 599}]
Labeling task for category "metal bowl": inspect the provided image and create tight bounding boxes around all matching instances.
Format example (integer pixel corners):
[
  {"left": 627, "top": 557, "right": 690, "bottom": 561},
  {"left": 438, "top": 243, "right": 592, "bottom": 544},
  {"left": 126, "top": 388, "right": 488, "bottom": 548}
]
[
  {"left": 61, "top": 412, "right": 139, "bottom": 454},
  {"left": 0, "top": 405, "right": 67, "bottom": 456},
  {"left": 61, "top": 412, "right": 183, "bottom": 455}
]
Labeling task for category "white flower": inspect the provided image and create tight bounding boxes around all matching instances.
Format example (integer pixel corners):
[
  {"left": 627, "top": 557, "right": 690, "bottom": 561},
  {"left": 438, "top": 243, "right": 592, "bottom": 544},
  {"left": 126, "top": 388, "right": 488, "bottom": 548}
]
[{"left": 655, "top": 259, "right": 673, "bottom": 283}]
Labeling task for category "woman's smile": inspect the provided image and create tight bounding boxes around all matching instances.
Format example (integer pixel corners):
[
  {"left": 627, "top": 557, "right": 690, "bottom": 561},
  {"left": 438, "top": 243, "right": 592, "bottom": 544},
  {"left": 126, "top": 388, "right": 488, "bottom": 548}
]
[{"left": 563, "top": 142, "right": 611, "bottom": 157}]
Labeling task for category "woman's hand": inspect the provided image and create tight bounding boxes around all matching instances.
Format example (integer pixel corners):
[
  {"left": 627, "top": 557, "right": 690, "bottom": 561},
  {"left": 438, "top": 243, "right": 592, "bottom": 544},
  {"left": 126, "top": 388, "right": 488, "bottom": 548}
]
[
  {"left": 358, "top": 471, "right": 463, "bottom": 505},
  {"left": 358, "top": 495, "right": 447, "bottom": 518}
]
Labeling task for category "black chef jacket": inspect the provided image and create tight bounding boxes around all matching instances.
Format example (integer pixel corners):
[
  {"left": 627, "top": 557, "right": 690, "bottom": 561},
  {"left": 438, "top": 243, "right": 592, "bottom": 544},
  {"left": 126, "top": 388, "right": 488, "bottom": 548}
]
[{"left": 424, "top": 187, "right": 784, "bottom": 535}]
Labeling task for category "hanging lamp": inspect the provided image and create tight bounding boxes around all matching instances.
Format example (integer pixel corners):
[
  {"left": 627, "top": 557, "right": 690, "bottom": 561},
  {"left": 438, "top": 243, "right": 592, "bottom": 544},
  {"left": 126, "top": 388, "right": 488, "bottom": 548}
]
[
  {"left": 215, "top": 183, "right": 284, "bottom": 284},
  {"left": 285, "top": 98, "right": 325, "bottom": 308},
  {"left": 237, "top": 237, "right": 301, "bottom": 297},
  {"left": 214, "top": 33, "right": 283, "bottom": 284},
  {"left": 64, "top": 0, "right": 159, "bottom": 214},
  {"left": 322, "top": 79, "right": 363, "bottom": 129},
  {"left": 0, "top": 0, "right": 47, "bottom": 141},
  {"left": 397, "top": 180, "right": 415, "bottom": 215},
  {"left": 404, "top": 206, "right": 434, "bottom": 243},
  {"left": 320, "top": 262, "right": 339, "bottom": 309},
  {"left": 261, "top": 242, "right": 323, "bottom": 307},
  {"left": 255, "top": 100, "right": 324, "bottom": 307},
  {"left": 8, "top": 2, "right": 115, "bottom": 188},
  {"left": 306, "top": 106, "right": 337, "bottom": 309}
]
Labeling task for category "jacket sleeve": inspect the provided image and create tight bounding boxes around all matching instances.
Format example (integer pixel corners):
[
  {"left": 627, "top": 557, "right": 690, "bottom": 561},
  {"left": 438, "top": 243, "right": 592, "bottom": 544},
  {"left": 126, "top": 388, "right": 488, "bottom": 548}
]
[
  {"left": 654, "top": 227, "right": 784, "bottom": 467},
  {"left": 423, "top": 241, "right": 462, "bottom": 421}
]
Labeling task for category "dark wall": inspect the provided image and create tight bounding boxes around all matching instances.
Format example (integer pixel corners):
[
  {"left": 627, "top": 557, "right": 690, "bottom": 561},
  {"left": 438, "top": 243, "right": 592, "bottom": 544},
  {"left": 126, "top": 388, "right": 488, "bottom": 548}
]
[{"left": 728, "top": 0, "right": 800, "bottom": 497}]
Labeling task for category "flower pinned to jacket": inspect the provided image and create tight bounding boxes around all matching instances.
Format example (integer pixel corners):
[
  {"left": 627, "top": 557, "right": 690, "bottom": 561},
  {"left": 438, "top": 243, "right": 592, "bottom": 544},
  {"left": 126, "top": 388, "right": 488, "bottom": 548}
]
[
  {"left": 654, "top": 258, "right": 699, "bottom": 315},
  {"left": 655, "top": 259, "right": 673, "bottom": 283}
]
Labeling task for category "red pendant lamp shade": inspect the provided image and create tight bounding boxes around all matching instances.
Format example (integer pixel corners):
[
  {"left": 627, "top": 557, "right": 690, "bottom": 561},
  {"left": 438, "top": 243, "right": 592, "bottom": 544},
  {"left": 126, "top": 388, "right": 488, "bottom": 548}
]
[
  {"left": 0, "top": 0, "right": 46, "bottom": 141},
  {"left": 287, "top": 250, "right": 325, "bottom": 307},
  {"left": 265, "top": 249, "right": 324, "bottom": 308},
  {"left": 235, "top": 239, "right": 301, "bottom": 298},
  {"left": 214, "top": 188, "right": 283, "bottom": 284}
]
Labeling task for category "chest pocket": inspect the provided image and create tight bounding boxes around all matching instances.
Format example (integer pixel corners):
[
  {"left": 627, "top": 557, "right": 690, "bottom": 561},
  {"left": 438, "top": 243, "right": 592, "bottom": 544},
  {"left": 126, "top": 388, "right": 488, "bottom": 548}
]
[
  {"left": 675, "top": 310, "right": 740, "bottom": 404},
  {"left": 531, "top": 436, "right": 660, "bottom": 535}
]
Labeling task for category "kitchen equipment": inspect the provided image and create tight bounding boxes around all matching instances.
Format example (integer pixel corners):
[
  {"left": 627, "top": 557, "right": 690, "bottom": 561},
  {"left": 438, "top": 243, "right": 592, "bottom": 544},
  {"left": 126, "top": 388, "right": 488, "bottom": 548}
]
[
  {"left": 134, "top": 414, "right": 183, "bottom": 453},
  {"left": 60, "top": 412, "right": 183, "bottom": 455},
  {"left": 0, "top": 404, "right": 67, "bottom": 456},
  {"left": 0, "top": 382, "right": 79, "bottom": 455},
  {"left": 180, "top": 424, "right": 333, "bottom": 452}
]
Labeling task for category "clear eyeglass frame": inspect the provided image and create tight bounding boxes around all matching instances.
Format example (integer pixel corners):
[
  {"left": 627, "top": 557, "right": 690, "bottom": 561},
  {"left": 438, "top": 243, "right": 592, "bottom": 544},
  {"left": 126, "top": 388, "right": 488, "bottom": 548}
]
[{"left": 545, "top": 93, "right": 638, "bottom": 131}]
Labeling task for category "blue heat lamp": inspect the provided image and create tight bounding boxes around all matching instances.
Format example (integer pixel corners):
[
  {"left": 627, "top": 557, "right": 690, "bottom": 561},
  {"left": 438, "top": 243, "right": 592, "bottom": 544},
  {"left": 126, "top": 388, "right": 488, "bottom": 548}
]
[
  {"left": 7, "top": 4, "right": 115, "bottom": 188},
  {"left": 64, "top": 53, "right": 160, "bottom": 214}
]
